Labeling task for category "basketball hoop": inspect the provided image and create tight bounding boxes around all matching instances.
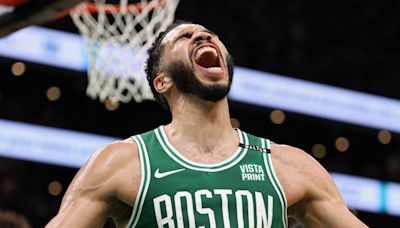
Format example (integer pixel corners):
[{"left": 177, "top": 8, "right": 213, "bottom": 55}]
[{"left": 70, "top": 0, "right": 180, "bottom": 103}]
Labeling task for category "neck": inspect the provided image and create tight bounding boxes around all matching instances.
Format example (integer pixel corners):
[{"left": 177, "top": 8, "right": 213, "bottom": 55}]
[{"left": 165, "top": 94, "right": 237, "bottom": 153}]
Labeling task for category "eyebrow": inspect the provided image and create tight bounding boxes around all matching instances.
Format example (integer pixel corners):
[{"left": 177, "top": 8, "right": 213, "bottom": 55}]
[{"left": 172, "top": 28, "right": 217, "bottom": 43}]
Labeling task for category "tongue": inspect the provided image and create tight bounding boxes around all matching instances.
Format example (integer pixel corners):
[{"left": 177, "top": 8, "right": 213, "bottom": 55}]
[{"left": 196, "top": 50, "right": 219, "bottom": 68}]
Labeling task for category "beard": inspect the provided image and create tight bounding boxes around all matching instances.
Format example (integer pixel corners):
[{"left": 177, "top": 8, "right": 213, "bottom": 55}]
[{"left": 166, "top": 54, "right": 234, "bottom": 102}]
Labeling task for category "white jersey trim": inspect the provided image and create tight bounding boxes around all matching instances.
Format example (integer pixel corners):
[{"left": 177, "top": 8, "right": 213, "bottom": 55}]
[
  {"left": 261, "top": 138, "right": 288, "bottom": 227},
  {"left": 155, "top": 126, "right": 249, "bottom": 172},
  {"left": 127, "top": 135, "right": 151, "bottom": 227}
]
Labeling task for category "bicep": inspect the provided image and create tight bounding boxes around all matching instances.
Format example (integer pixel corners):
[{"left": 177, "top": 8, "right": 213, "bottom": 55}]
[
  {"left": 46, "top": 143, "right": 127, "bottom": 228},
  {"left": 300, "top": 160, "right": 367, "bottom": 227},
  {"left": 279, "top": 147, "right": 367, "bottom": 227}
]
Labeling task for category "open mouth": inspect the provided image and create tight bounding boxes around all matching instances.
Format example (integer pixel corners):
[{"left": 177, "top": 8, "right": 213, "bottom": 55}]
[{"left": 193, "top": 45, "right": 223, "bottom": 75}]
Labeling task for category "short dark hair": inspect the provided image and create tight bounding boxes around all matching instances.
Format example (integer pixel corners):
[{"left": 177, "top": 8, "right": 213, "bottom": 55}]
[{"left": 145, "top": 20, "right": 192, "bottom": 109}]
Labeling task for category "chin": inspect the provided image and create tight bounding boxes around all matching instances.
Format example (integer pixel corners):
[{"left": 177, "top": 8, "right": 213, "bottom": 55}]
[{"left": 195, "top": 71, "right": 228, "bottom": 84}]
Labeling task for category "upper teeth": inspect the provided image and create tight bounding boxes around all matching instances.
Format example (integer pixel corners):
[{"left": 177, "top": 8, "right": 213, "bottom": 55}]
[{"left": 195, "top": 46, "right": 218, "bottom": 61}]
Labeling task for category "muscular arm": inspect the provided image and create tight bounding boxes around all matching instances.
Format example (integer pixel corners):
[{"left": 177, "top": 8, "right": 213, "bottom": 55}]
[
  {"left": 271, "top": 145, "right": 367, "bottom": 228},
  {"left": 46, "top": 140, "right": 140, "bottom": 228}
]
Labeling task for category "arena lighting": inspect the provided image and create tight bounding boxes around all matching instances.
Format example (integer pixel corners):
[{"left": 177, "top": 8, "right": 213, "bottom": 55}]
[
  {"left": 332, "top": 173, "right": 400, "bottom": 216},
  {"left": 0, "top": 26, "right": 86, "bottom": 71},
  {"left": 104, "top": 99, "right": 120, "bottom": 111},
  {"left": 335, "top": 137, "right": 350, "bottom": 152},
  {"left": 311, "top": 144, "right": 327, "bottom": 159},
  {"left": 230, "top": 67, "right": 400, "bottom": 133},
  {"left": 0, "top": 118, "right": 118, "bottom": 167},
  {"left": 11, "top": 61, "right": 25, "bottom": 76},
  {"left": 1, "top": 26, "right": 400, "bottom": 132},
  {"left": 0, "top": 118, "right": 399, "bottom": 216},
  {"left": 0, "top": 5, "right": 13, "bottom": 14},
  {"left": 48, "top": 181, "right": 63, "bottom": 196},
  {"left": 46, "top": 86, "right": 62, "bottom": 101},
  {"left": 270, "top": 110, "right": 285, "bottom": 125},
  {"left": 378, "top": 130, "right": 392, "bottom": 145}
]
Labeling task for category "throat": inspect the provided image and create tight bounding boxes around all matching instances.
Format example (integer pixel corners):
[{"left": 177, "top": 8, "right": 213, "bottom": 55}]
[
  {"left": 178, "top": 139, "right": 240, "bottom": 165},
  {"left": 163, "top": 124, "right": 240, "bottom": 164}
]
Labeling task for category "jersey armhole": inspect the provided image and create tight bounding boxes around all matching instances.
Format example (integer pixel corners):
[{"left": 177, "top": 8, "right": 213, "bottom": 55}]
[
  {"left": 261, "top": 138, "right": 288, "bottom": 227},
  {"left": 126, "top": 135, "right": 151, "bottom": 228}
]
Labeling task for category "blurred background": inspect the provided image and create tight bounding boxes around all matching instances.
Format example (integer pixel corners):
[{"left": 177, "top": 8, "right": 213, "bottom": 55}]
[{"left": 0, "top": 0, "right": 399, "bottom": 227}]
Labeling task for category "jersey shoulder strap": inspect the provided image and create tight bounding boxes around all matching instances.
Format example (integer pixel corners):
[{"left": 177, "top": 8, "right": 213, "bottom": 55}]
[{"left": 127, "top": 129, "right": 156, "bottom": 228}]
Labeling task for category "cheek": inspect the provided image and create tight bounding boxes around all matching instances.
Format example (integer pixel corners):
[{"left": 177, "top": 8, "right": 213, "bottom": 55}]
[
  {"left": 216, "top": 40, "right": 229, "bottom": 55},
  {"left": 172, "top": 44, "right": 189, "bottom": 58},
  {"left": 221, "top": 46, "right": 229, "bottom": 56},
  {"left": 166, "top": 44, "right": 190, "bottom": 64},
  {"left": 171, "top": 44, "right": 181, "bottom": 54}
]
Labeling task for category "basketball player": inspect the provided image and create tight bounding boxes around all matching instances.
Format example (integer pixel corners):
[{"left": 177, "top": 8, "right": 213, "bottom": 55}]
[{"left": 46, "top": 21, "right": 367, "bottom": 227}]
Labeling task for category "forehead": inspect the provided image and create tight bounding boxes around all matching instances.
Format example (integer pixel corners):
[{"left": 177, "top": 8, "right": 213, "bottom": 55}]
[{"left": 162, "top": 24, "right": 207, "bottom": 44}]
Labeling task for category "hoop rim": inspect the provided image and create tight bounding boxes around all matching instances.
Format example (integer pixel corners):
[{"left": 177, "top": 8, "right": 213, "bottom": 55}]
[{"left": 71, "top": 0, "right": 167, "bottom": 14}]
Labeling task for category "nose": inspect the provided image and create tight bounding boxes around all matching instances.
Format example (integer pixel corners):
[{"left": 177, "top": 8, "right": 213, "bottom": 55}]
[{"left": 193, "top": 31, "right": 212, "bottom": 42}]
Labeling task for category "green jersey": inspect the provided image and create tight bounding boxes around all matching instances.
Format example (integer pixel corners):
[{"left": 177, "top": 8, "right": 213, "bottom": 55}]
[{"left": 127, "top": 126, "right": 287, "bottom": 228}]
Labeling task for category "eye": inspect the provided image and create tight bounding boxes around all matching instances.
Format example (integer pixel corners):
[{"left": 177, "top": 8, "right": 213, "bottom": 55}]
[
  {"left": 173, "top": 32, "right": 194, "bottom": 43},
  {"left": 180, "top": 32, "right": 193, "bottom": 39}
]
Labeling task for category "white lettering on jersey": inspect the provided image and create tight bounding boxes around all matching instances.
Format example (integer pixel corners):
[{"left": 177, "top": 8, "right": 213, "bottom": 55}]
[
  {"left": 256, "top": 192, "right": 273, "bottom": 228},
  {"left": 174, "top": 191, "right": 196, "bottom": 228},
  {"left": 153, "top": 194, "right": 175, "bottom": 228},
  {"left": 236, "top": 190, "right": 255, "bottom": 228},
  {"left": 240, "top": 164, "right": 265, "bottom": 181},
  {"left": 214, "top": 189, "right": 232, "bottom": 228},
  {"left": 152, "top": 189, "right": 273, "bottom": 228},
  {"left": 195, "top": 189, "right": 216, "bottom": 228}
]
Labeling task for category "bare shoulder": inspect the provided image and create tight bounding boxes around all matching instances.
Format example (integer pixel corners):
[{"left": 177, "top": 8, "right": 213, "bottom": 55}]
[
  {"left": 77, "top": 139, "right": 141, "bottom": 203},
  {"left": 87, "top": 139, "right": 140, "bottom": 175},
  {"left": 269, "top": 143, "right": 368, "bottom": 227},
  {"left": 46, "top": 139, "right": 141, "bottom": 227},
  {"left": 270, "top": 143, "right": 331, "bottom": 183},
  {"left": 63, "top": 138, "right": 141, "bottom": 209},
  {"left": 269, "top": 143, "right": 344, "bottom": 207}
]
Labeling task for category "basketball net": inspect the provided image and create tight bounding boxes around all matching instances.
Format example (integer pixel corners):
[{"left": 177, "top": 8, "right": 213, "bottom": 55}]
[{"left": 70, "top": 0, "right": 180, "bottom": 103}]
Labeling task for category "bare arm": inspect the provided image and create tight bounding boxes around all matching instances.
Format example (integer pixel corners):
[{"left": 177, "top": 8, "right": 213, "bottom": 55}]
[
  {"left": 46, "top": 140, "right": 139, "bottom": 228},
  {"left": 272, "top": 145, "right": 367, "bottom": 228},
  {"left": 292, "top": 154, "right": 366, "bottom": 228}
]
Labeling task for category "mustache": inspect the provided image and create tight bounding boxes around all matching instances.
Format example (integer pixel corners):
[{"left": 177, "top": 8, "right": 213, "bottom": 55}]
[{"left": 165, "top": 52, "right": 234, "bottom": 102}]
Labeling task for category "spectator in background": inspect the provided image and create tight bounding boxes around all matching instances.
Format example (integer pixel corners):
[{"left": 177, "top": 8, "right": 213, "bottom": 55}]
[{"left": 0, "top": 209, "right": 31, "bottom": 228}]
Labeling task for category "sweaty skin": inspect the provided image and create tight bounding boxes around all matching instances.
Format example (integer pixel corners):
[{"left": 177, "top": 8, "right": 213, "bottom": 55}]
[{"left": 46, "top": 24, "right": 368, "bottom": 228}]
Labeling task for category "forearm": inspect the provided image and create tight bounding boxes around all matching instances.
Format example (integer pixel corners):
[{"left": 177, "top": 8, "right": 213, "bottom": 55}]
[
  {"left": 46, "top": 198, "right": 111, "bottom": 228},
  {"left": 46, "top": 213, "right": 106, "bottom": 228}
]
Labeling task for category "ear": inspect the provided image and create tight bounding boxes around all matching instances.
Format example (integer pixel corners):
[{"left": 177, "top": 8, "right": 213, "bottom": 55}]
[{"left": 153, "top": 73, "right": 173, "bottom": 94}]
